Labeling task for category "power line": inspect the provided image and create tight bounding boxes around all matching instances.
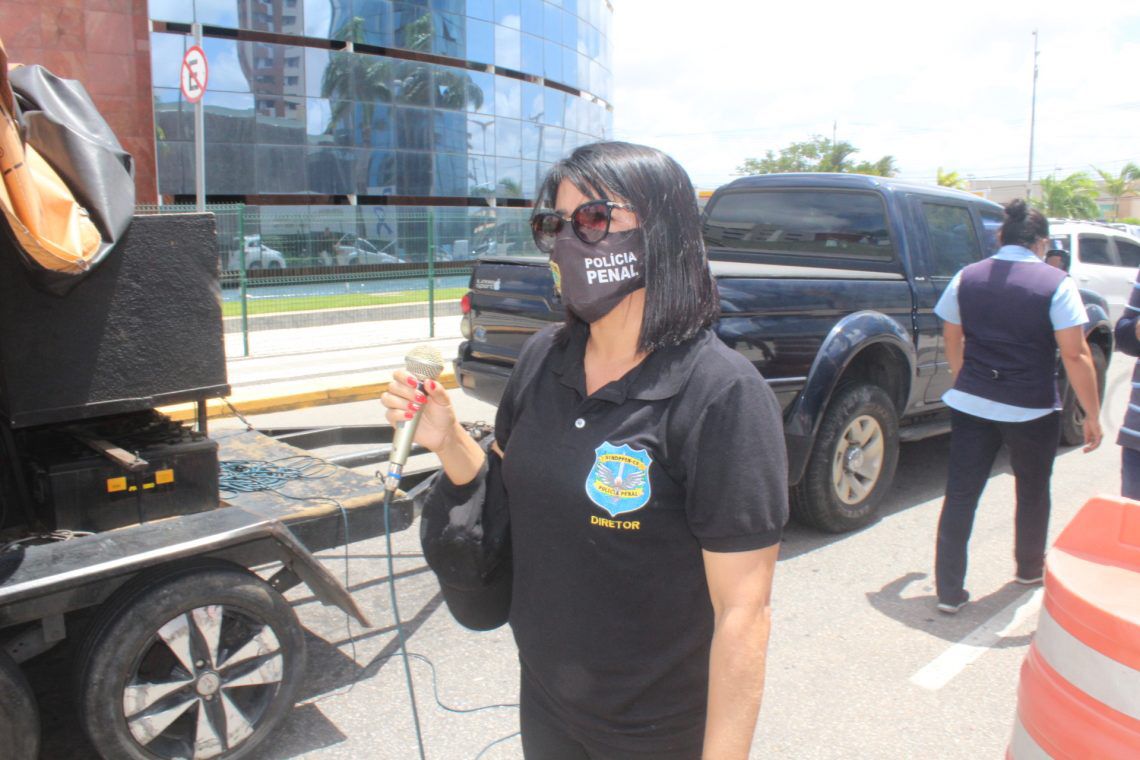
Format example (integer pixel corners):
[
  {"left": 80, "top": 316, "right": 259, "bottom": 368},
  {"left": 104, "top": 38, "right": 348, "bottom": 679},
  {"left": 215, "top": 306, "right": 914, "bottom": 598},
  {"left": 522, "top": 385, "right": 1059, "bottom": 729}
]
[{"left": 903, "top": 156, "right": 1139, "bottom": 180}]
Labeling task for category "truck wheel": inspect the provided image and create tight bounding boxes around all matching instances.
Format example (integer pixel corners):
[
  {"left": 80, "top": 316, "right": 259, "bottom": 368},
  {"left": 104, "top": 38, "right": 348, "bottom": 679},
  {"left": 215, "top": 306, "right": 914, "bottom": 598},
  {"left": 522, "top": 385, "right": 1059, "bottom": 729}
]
[
  {"left": 75, "top": 565, "right": 306, "bottom": 760},
  {"left": 792, "top": 383, "right": 900, "bottom": 533},
  {"left": 1059, "top": 343, "right": 1107, "bottom": 446},
  {"left": 0, "top": 650, "right": 40, "bottom": 759}
]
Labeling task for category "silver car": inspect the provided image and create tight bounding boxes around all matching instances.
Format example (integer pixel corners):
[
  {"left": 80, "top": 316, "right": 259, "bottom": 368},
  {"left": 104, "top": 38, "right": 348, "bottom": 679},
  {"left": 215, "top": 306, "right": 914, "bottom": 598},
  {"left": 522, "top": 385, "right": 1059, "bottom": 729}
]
[
  {"left": 332, "top": 234, "right": 401, "bottom": 266},
  {"left": 1049, "top": 219, "right": 1140, "bottom": 323},
  {"left": 228, "top": 235, "right": 287, "bottom": 271}
]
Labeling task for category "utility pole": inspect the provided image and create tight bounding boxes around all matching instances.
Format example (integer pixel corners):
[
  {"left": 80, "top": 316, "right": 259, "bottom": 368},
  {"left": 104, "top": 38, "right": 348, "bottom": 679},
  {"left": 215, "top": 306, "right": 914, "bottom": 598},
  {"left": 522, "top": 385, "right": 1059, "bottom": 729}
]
[
  {"left": 1027, "top": 30, "right": 1039, "bottom": 201},
  {"left": 193, "top": 23, "right": 205, "bottom": 212}
]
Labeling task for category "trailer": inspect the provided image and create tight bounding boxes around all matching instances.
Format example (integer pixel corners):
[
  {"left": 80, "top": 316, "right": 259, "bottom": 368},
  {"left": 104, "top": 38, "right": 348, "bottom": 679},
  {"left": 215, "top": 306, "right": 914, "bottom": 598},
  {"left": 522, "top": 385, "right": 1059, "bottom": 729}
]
[{"left": 0, "top": 214, "right": 442, "bottom": 759}]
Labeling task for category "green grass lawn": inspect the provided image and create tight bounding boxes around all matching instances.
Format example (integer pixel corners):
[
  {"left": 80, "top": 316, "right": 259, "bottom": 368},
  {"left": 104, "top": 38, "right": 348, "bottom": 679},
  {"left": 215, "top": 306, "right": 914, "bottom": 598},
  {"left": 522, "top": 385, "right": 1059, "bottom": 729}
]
[{"left": 222, "top": 287, "right": 467, "bottom": 317}]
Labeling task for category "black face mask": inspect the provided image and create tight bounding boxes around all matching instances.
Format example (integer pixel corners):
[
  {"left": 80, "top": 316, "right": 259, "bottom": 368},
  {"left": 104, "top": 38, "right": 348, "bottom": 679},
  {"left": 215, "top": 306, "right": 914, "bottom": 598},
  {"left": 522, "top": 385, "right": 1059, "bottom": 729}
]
[{"left": 549, "top": 228, "right": 645, "bottom": 323}]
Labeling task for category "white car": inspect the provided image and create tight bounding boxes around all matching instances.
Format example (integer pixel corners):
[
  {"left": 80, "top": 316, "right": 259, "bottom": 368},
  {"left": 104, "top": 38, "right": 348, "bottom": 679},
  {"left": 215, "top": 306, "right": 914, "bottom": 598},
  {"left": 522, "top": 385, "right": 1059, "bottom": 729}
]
[
  {"left": 331, "top": 234, "right": 400, "bottom": 266},
  {"left": 1110, "top": 222, "right": 1140, "bottom": 239},
  {"left": 228, "top": 235, "right": 286, "bottom": 271},
  {"left": 1048, "top": 219, "right": 1140, "bottom": 322}
]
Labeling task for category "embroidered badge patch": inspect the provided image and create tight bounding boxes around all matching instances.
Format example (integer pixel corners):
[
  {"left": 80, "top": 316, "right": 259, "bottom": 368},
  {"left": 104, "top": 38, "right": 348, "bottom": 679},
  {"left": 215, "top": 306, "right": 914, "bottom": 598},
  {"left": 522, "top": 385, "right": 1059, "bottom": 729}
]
[{"left": 585, "top": 442, "right": 652, "bottom": 516}]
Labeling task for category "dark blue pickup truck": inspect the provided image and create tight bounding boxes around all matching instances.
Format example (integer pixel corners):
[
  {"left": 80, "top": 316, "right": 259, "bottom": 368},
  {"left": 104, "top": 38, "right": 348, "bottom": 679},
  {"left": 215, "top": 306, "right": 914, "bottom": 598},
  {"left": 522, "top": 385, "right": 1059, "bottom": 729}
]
[{"left": 454, "top": 174, "right": 1112, "bottom": 532}]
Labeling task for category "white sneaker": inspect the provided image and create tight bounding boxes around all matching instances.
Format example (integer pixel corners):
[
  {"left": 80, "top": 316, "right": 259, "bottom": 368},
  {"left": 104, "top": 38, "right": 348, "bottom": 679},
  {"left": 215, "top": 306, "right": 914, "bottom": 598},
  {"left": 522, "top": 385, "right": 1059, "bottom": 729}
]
[{"left": 937, "top": 593, "right": 969, "bottom": 614}]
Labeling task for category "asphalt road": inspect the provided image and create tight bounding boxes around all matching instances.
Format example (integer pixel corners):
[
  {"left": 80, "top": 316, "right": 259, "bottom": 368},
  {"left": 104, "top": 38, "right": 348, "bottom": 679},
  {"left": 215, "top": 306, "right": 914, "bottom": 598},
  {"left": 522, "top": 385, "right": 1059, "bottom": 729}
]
[{"left": 37, "top": 353, "right": 1136, "bottom": 759}]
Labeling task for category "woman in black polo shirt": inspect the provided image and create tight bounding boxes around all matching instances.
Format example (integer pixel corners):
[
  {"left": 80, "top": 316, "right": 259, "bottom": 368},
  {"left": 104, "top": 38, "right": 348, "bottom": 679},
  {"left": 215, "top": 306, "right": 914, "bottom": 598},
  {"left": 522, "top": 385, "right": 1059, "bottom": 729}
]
[{"left": 382, "top": 141, "right": 788, "bottom": 759}]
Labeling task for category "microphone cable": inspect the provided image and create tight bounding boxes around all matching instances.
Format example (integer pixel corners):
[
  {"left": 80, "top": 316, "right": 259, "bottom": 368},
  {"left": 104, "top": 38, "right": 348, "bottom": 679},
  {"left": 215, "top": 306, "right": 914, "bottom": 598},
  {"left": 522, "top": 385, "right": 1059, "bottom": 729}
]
[
  {"left": 382, "top": 344, "right": 445, "bottom": 760},
  {"left": 384, "top": 485, "right": 428, "bottom": 760},
  {"left": 219, "top": 424, "right": 520, "bottom": 756}
]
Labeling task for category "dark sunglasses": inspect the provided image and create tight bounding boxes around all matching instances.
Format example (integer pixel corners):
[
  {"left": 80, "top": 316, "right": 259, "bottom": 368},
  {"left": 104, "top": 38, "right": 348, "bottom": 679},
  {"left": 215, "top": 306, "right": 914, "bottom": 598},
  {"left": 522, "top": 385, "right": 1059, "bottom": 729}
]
[{"left": 530, "top": 199, "right": 634, "bottom": 253}]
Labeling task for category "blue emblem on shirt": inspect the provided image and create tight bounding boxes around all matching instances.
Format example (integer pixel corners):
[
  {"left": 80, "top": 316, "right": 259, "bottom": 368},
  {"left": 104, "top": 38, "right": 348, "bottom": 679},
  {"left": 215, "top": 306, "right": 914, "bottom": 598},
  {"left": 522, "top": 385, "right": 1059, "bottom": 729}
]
[{"left": 585, "top": 442, "right": 652, "bottom": 516}]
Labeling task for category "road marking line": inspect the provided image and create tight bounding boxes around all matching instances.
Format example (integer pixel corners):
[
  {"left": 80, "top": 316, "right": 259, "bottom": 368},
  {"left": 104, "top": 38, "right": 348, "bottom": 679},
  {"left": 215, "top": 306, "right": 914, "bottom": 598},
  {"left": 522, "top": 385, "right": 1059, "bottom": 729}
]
[{"left": 910, "top": 587, "right": 1043, "bottom": 691}]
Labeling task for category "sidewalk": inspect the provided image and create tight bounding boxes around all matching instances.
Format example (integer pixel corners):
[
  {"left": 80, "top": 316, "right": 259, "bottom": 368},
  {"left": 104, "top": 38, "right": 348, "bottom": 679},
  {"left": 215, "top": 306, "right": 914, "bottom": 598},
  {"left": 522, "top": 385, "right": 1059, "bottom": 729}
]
[{"left": 161, "top": 315, "right": 464, "bottom": 422}]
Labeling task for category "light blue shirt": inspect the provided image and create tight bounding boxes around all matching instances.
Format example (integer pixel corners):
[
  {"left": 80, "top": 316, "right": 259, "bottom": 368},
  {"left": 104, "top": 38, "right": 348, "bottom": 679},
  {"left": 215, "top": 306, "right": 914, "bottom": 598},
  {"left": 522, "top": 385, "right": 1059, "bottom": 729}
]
[{"left": 934, "top": 245, "right": 1088, "bottom": 422}]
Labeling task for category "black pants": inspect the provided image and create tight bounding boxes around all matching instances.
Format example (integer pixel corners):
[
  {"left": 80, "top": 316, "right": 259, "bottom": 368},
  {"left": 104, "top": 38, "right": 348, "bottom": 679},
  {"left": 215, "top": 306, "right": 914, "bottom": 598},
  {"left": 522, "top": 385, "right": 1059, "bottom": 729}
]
[
  {"left": 1122, "top": 446, "right": 1140, "bottom": 500},
  {"left": 935, "top": 409, "right": 1060, "bottom": 603}
]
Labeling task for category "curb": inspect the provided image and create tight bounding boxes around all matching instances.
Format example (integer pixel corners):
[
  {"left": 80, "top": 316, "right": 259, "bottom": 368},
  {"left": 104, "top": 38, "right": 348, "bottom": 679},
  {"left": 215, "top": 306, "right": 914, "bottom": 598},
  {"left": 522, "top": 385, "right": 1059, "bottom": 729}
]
[{"left": 159, "top": 370, "right": 459, "bottom": 422}]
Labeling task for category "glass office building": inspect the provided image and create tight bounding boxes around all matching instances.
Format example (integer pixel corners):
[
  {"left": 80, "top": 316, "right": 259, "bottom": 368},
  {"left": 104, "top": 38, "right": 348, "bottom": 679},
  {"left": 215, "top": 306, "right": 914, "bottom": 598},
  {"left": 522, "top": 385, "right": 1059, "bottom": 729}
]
[{"left": 147, "top": 0, "right": 614, "bottom": 205}]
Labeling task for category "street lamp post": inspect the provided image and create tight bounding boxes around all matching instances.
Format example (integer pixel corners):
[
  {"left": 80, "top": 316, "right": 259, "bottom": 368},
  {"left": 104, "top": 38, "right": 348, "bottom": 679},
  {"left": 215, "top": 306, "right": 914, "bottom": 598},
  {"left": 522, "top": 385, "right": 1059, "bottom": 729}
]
[
  {"left": 469, "top": 117, "right": 493, "bottom": 195},
  {"left": 193, "top": 23, "right": 206, "bottom": 212},
  {"left": 530, "top": 112, "right": 545, "bottom": 195},
  {"left": 1027, "top": 30, "right": 1039, "bottom": 202}
]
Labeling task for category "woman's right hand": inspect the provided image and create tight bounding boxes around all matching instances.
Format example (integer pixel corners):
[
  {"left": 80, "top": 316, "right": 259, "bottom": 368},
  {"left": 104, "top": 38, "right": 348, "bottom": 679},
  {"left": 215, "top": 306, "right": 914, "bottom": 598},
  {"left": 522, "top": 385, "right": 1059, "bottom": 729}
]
[{"left": 380, "top": 370, "right": 460, "bottom": 453}]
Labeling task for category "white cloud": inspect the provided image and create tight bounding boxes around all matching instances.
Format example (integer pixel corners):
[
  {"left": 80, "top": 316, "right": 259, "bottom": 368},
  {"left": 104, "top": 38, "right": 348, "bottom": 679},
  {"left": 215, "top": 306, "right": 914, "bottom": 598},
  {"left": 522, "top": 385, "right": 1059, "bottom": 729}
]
[{"left": 611, "top": 0, "right": 1140, "bottom": 188}]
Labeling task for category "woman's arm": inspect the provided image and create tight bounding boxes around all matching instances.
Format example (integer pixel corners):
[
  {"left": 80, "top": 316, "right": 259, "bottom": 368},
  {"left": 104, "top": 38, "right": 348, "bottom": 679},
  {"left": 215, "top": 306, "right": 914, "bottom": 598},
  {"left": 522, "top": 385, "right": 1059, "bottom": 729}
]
[
  {"left": 701, "top": 543, "right": 779, "bottom": 760},
  {"left": 381, "top": 370, "right": 485, "bottom": 485},
  {"left": 1056, "top": 326, "right": 1103, "bottom": 452},
  {"left": 943, "top": 321, "right": 965, "bottom": 378}
]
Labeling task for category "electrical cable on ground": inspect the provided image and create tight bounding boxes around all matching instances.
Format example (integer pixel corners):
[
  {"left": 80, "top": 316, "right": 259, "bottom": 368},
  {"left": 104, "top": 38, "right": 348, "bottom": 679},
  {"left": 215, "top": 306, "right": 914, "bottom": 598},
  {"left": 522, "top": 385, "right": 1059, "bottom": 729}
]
[
  {"left": 474, "top": 731, "right": 523, "bottom": 760},
  {"left": 224, "top": 455, "right": 522, "bottom": 758},
  {"left": 222, "top": 397, "right": 255, "bottom": 430}
]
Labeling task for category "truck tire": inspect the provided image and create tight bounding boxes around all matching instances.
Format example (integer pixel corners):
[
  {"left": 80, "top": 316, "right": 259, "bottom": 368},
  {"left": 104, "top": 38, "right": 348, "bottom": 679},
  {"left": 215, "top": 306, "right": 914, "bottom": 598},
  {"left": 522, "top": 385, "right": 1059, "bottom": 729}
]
[
  {"left": 74, "top": 564, "right": 306, "bottom": 760},
  {"left": 0, "top": 650, "right": 40, "bottom": 759},
  {"left": 1059, "top": 343, "right": 1107, "bottom": 446},
  {"left": 791, "top": 383, "right": 900, "bottom": 533}
]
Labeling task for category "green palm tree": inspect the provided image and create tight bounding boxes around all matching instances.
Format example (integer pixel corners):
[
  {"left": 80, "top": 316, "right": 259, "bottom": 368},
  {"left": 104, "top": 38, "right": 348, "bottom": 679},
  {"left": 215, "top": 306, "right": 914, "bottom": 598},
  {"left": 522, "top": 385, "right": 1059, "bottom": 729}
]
[
  {"left": 936, "top": 168, "right": 967, "bottom": 189},
  {"left": 321, "top": 11, "right": 489, "bottom": 207},
  {"left": 1037, "top": 173, "right": 1101, "bottom": 219},
  {"left": 497, "top": 177, "right": 523, "bottom": 197},
  {"left": 388, "top": 12, "right": 482, "bottom": 109},
  {"left": 1094, "top": 163, "right": 1140, "bottom": 220},
  {"left": 817, "top": 141, "right": 858, "bottom": 173},
  {"left": 852, "top": 155, "right": 898, "bottom": 177},
  {"left": 321, "top": 17, "right": 393, "bottom": 145},
  {"left": 436, "top": 70, "right": 484, "bottom": 111},
  {"left": 402, "top": 11, "right": 434, "bottom": 53},
  {"left": 736, "top": 136, "right": 896, "bottom": 176}
]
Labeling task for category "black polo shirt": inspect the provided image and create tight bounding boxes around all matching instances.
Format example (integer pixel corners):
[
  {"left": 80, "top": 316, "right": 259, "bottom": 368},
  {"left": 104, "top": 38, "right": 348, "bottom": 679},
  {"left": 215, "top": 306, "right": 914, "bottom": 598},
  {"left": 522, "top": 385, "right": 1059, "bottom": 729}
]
[{"left": 496, "top": 323, "right": 788, "bottom": 754}]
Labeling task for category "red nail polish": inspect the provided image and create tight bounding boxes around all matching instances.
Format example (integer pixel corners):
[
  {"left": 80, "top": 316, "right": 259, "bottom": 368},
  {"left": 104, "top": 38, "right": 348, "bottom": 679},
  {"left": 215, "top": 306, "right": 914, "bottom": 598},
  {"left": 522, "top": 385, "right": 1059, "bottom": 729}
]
[
  {"left": 415, "top": 393, "right": 427, "bottom": 403},
  {"left": 428, "top": 380, "right": 436, "bottom": 391},
  {"left": 406, "top": 376, "right": 418, "bottom": 387},
  {"left": 405, "top": 411, "right": 414, "bottom": 419}
]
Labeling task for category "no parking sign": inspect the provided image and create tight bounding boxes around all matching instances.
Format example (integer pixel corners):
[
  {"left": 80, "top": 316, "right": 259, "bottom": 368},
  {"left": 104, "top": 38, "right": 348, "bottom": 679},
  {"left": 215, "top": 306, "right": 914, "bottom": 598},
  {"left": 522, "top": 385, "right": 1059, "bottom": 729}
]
[{"left": 180, "top": 45, "right": 208, "bottom": 103}]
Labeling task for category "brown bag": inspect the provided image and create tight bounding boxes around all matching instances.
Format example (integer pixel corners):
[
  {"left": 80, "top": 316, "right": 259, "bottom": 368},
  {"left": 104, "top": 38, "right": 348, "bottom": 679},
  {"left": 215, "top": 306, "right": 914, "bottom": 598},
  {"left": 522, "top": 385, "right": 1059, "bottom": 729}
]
[{"left": 0, "top": 36, "right": 134, "bottom": 293}]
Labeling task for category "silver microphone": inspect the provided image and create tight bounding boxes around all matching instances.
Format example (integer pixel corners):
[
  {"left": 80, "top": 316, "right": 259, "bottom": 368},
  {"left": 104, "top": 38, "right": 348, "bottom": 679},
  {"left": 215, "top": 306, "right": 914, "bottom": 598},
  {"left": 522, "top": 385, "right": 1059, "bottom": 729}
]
[{"left": 385, "top": 345, "right": 445, "bottom": 492}]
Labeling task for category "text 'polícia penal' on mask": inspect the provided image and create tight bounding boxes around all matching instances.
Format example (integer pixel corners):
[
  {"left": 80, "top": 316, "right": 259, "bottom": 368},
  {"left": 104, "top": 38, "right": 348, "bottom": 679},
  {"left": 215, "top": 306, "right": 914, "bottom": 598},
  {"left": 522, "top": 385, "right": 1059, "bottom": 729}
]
[
  {"left": 584, "top": 251, "right": 638, "bottom": 284},
  {"left": 550, "top": 229, "right": 645, "bottom": 322}
]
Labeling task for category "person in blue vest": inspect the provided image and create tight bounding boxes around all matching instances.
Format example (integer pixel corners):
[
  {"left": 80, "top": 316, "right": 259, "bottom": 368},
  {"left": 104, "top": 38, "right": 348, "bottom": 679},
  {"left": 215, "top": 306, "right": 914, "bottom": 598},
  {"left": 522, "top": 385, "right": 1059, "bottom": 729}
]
[
  {"left": 1114, "top": 270, "right": 1140, "bottom": 498},
  {"left": 932, "top": 199, "right": 1103, "bottom": 614}
]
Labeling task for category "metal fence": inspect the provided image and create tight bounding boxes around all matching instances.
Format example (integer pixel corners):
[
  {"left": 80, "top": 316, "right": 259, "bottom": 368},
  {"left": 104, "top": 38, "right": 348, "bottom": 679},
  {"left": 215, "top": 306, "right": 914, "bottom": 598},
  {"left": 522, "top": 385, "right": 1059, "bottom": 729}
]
[{"left": 136, "top": 203, "right": 542, "bottom": 356}]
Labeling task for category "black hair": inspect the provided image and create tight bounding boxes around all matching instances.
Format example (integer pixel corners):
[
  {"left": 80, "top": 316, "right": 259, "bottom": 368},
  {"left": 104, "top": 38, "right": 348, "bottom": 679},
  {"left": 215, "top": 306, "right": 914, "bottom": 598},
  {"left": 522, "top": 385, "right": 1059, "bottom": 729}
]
[
  {"left": 999, "top": 198, "right": 1049, "bottom": 248},
  {"left": 533, "top": 141, "right": 718, "bottom": 352},
  {"left": 1045, "top": 249, "right": 1071, "bottom": 271}
]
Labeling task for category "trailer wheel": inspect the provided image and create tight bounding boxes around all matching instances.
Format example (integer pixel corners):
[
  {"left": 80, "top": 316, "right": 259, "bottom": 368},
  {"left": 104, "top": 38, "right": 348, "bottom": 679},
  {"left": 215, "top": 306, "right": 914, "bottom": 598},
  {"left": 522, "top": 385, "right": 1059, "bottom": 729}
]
[
  {"left": 0, "top": 650, "right": 40, "bottom": 759},
  {"left": 75, "top": 565, "right": 306, "bottom": 760},
  {"left": 791, "top": 383, "right": 900, "bottom": 533}
]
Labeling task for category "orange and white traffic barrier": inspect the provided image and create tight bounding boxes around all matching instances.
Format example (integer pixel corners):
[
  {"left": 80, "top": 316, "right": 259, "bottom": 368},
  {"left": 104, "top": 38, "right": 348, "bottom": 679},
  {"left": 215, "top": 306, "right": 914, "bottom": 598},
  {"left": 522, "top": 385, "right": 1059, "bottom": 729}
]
[{"left": 1008, "top": 496, "right": 1140, "bottom": 759}]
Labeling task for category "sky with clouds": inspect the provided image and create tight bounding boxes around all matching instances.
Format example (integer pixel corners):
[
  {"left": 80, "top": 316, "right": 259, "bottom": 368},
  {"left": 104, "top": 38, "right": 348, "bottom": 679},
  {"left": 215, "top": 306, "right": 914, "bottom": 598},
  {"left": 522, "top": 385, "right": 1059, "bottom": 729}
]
[{"left": 609, "top": 0, "right": 1140, "bottom": 190}]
